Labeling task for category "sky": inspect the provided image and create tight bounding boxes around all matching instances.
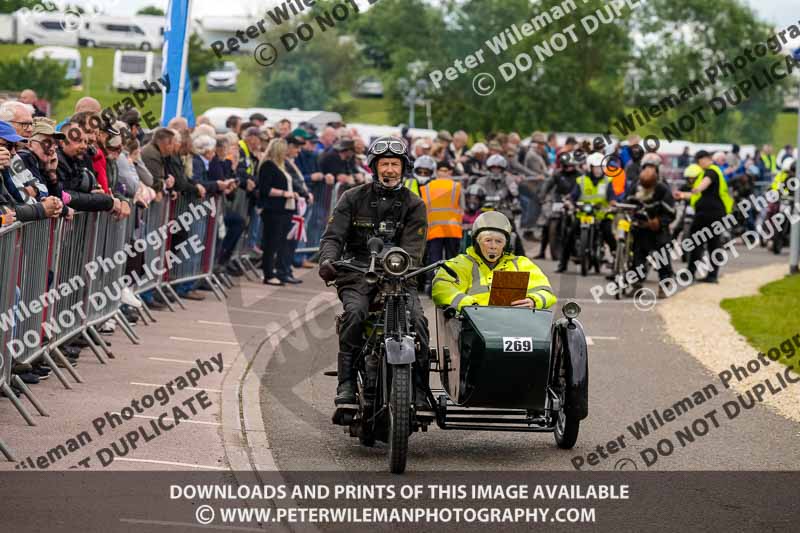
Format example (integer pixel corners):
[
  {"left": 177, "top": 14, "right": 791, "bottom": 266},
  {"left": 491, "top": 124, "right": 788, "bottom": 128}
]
[{"left": 111, "top": 0, "right": 797, "bottom": 26}]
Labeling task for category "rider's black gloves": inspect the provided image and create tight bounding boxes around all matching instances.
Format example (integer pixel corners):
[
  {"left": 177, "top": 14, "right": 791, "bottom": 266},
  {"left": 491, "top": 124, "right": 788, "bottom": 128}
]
[{"left": 319, "top": 260, "right": 337, "bottom": 282}]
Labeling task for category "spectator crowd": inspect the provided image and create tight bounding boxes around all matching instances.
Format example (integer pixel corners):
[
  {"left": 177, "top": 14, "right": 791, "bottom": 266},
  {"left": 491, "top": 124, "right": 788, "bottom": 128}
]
[{"left": 0, "top": 87, "right": 794, "bottom": 397}]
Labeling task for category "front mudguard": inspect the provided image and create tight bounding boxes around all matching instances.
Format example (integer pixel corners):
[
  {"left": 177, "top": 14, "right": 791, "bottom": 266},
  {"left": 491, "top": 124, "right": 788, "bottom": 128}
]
[{"left": 551, "top": 317, "right": 589, "bottom": 420}]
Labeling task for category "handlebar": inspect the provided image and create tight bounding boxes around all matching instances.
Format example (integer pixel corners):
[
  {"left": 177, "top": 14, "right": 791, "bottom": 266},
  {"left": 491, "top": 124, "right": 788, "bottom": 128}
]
[
  {"left": 610, "top": 202, "right": 640, "bottom": 211},
  {"left": 331, "top": 258, "right": 459, "bottom": 284}
]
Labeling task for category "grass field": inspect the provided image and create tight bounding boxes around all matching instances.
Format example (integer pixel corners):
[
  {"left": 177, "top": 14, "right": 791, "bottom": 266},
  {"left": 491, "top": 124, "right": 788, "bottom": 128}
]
[
  {"left": 720, "top": 275, "right": 800, "bottom": 369},
  {"left": 0, "top": 43, "right": 261, "bottom": 120},
  {"left": 773, "top": 112, "right": 799, "bottom": 148}
]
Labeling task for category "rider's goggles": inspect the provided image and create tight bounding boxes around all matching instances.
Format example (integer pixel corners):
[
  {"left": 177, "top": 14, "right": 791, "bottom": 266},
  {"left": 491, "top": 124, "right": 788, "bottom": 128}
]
[{"left": 371, "top": 139, "right": 407, "bottom": 156}]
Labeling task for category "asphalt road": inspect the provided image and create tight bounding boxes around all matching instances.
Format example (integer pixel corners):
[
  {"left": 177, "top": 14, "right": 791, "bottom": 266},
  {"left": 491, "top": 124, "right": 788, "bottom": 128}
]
[{"left": 256, "top": 243, "right": 800, "bottom": 473}]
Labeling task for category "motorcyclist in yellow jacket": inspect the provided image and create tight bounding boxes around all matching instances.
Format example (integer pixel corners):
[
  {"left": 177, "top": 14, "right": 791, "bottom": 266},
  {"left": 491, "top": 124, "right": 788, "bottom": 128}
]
[{"left": 432, "top": 211, "right": 556, "bottom": 311}]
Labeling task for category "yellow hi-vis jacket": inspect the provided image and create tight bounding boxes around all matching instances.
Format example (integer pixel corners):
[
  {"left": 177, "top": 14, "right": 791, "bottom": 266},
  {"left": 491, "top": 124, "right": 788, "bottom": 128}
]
[
  {"left": 761, "top": 154, "right": 777, "bottom": 173},
  {"left": 771, "top": 171, "right": 791, "bottom": 196},
  {"left": 432, "top": 246, "right": 557, "bottom": 311},
  {"left": 239, "top": 140, "right": 254, "bottom": 176},
  {"left": 422, "top": 178, "right": 463, "bottom": 240},
  {"left": 576, "top": 175, "right": 611, "bottom": 219},
  {"left": 690, "top": 164, "right": 734, "bottom": 214},
  {"left": 404, "top": 177, "right": 420, "bottom": 196}
]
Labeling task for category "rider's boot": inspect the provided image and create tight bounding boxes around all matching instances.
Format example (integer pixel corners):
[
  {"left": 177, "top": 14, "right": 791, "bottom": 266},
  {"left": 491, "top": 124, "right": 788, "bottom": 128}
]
[
  {"left": 332, "top": 352, "right": 357, "bottom": 425},
  {"left": 334, "top": 352, "right": 357, "bottom": 405}
]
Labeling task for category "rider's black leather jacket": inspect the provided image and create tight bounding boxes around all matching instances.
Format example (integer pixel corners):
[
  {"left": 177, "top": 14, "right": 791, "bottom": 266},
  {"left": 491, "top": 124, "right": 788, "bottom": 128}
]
[{"left": 319, "top": 181, "right": 428, "bottom": 281}]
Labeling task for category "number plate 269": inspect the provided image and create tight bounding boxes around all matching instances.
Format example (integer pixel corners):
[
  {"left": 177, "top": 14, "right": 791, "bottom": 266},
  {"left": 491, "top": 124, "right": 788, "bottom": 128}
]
[{"left": 502, "top": 337, "right": 533, "bottom": 352}]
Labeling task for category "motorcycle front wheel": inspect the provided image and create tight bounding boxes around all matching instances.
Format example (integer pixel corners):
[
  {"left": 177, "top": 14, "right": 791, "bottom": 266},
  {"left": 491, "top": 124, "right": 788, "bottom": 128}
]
[
  {"left": 388, "top": 364, "right": 411, "bottom": 474},
  {"left": 579, "top": 229, "right": 590, "bottom": 277},
  {"left": 548, "top": 218, "right": 562, "bottom": 261}
]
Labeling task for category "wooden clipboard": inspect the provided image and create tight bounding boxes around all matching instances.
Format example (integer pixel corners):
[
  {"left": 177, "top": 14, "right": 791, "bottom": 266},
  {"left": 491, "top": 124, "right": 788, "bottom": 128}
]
[{"left": 488, "top": 271, "right": 530, "bottom": 306}]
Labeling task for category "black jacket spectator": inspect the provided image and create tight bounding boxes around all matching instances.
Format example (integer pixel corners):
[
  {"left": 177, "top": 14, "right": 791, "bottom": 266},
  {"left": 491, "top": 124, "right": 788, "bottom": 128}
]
[
  {"left": 257, "top": 160, "right": 295, "bottom": 213},
  {"left": 55, "top": 147, "right": 114, "bottom": 212}
]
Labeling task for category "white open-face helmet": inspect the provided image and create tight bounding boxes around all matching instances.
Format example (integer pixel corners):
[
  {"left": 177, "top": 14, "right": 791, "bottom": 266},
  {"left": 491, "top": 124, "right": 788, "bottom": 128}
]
[
  {"left": 486, "top": 154, "right": 508, "bottom": 170},
  {"left": 586, "top": 152, "right": 604, "bottom": 167},
  {"left": 413, "top": 155, "right": 437, "bottom": 180}
]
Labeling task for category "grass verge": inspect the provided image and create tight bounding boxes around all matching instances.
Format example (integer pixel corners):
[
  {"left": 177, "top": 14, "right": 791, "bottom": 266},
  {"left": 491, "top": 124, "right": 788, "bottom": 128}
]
[{"left": 720, "top": 274, "right": 800, "bottom": 368}]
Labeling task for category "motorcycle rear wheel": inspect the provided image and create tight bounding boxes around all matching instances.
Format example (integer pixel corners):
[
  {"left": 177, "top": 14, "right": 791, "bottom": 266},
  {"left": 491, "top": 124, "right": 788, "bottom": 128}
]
[{"left": 388, "top": 365, "right": 411, "bottom": 474}]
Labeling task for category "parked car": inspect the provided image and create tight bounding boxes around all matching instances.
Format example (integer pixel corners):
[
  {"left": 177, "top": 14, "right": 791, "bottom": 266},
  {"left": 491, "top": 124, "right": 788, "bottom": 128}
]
[
  {"left": 353, "top": 76, "right": 384, "bottom": 98},
  {"left": 28, "top": 46, "right": 82, "bottom": 86},
  {"left": 206, "top": 61, "right": 239, "bottom": 92}
]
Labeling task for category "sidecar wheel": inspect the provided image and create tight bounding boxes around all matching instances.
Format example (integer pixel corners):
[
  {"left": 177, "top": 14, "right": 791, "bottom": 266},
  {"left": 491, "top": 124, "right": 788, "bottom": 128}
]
[{"left": 554, "top": 407, "right": 580, "bottom": 449}]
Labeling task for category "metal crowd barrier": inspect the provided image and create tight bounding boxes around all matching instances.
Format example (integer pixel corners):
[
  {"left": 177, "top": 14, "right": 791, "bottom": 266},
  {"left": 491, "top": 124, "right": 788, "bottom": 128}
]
[
  {"left": 227, "top": 188, "right": 262, "bottom": 282},
  {"left": 0, "top": 222, "right": 22, "bottom": 460},
  {"left": 165, "top": 195, "right": 227, "bottom": 302},
  {"left": 0, "top": 190, "right": 240, "bottom": 462},
  {"left": 0, "top": 218, "right": 50, "bottom": 439},
  {"left": 12, "top": 218, "right": 55, "bottom": 368},
  {"left": 82, "top": 211, "right": 140, "bottom": 358},
  {"left": 132, "top": 199, "right": 179, "bottom": 313}
]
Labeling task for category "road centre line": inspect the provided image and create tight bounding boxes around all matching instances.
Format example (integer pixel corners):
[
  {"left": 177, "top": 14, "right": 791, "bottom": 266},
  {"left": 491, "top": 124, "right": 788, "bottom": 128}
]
[
  {"left": 196, "top": 320, "right": 265, "bottom": 329},
  {"left": 112, "top": 412, "right": 221, "bottom": 426},
  {"left": 227, "top": 307, "right": 290, "bottom": 316},
  {"left": 114, "top": 458, "right": 227, "bottom": 470},
  {"left": 148, "top": 357, "right": 197, "bottom": 365},
  {"left": 129, "top": 382, "right": 222, "bottom": 393},
  {"left": 169, "top": 336, "right": 239, "bottom": 346}
]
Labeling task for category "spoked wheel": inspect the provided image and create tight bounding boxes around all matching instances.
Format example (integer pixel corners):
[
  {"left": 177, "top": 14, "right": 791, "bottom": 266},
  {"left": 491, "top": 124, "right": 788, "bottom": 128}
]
[
  {"left": 579, "top": 230, "right": 590, "bottom": 277},
  {"left": 548, "top": 219, "right": 562, "bottom": 261},
  {"left": 612, "top": 239, "right": 625, "bottom": 300},
  {"left": 593, "top": 236, "right": 603, "bottom": 274},
  {"left": 772, "top": 233, "right": 784, "bottom": 254},
  {"left": 388, "top": 364, "right": 411, "bottom": 474},
  {"left": 553, "top": 382, "right": 580, "bottom": 449}
]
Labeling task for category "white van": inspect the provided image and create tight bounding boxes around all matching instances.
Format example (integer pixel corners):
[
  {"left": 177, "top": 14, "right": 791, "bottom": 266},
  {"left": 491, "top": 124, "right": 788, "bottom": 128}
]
[
  {"left": 28, "top": 46, "right": 82, "bottom": 86},
  {"left": 136, "top": 15, "right": 166, "bottom": 49},
  {"left": 112, "top": 50, "right": 162, "bottom": 91},
  {"left": 80, "top": 16, "right": 157, "bottom": 50},
  {"left": 16, "top": 13, "right": 79, "bottom": 47}
]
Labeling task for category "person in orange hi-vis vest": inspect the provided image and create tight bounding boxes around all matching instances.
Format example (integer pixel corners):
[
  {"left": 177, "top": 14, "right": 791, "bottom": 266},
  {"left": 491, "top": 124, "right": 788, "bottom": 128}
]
[{"left": 421, "top": 159, "right": 463, "bottom": 293}]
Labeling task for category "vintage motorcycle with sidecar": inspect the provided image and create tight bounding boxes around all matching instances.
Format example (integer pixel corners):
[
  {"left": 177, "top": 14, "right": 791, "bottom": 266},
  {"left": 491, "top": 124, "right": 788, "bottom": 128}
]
[{"left": 328, "top": 238, "right": 589, "bottom": 474}]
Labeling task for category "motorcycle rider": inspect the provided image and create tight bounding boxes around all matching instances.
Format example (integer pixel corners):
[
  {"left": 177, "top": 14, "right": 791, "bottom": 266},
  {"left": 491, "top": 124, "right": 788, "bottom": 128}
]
[
  {"left": 404, "top": 155, "right": 436, "bottom": 196},
  {"left": 536, "top": 151, "right": 582, "bottom": 259},
  {"left": 771, "top": 157, "right": 795, "bottom": 197},
  {"left": 625, "top": 154, "right": 676, "bottom": 296},
  {"left": 432, "top": 211, "right": 556, "bottom": 311},
  {"left": 460, "top": 183, "right": 486, "bottom": 252},
  {"left": 475, "top": 154, "right": 525, "bottom": 256},
  {"left": 318, "top": 136, "right": 431, "bottom": 416},
  {"left": 556, "top": 151, "right": 615, "bottom": 273}
]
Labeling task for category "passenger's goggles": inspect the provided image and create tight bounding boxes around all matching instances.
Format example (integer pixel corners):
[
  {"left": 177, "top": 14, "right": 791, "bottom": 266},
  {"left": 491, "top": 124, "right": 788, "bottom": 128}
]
[{"left": 371, "top": 139, "right": 407, "bottom": 156}]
